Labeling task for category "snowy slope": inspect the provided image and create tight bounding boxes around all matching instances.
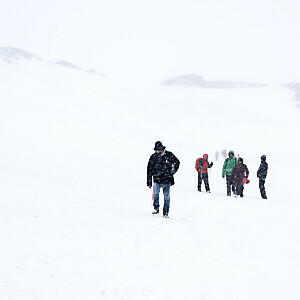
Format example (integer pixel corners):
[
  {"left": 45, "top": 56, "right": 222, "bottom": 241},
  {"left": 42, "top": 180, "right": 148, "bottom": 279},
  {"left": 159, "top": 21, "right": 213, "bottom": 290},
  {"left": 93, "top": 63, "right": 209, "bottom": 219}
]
[{"left": 1, "top": 57, "right": 300, "bottom": 300}]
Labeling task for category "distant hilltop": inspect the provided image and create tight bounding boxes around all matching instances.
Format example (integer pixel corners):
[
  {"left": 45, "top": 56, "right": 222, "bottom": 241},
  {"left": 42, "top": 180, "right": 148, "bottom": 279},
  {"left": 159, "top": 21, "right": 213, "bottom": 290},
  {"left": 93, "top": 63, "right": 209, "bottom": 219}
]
[
  {"left": 282, "top": 83, "right": 300, "bottom": 108},
  {"left": 161, "top": 74, "right": 267, "bottom": 89},
  {"left": 0, "top": 47, "right": 104, "bottom": 76}
]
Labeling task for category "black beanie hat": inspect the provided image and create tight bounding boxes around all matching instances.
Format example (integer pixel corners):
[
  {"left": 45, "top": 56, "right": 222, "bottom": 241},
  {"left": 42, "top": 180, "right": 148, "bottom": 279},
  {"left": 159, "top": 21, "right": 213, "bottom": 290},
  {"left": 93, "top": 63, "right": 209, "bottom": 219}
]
[
  {"left": 154, "top": 141, "right": 165, "bottom": 151},
  {"left": 238, "top": 157, "right": 243, "bottom": 163}
]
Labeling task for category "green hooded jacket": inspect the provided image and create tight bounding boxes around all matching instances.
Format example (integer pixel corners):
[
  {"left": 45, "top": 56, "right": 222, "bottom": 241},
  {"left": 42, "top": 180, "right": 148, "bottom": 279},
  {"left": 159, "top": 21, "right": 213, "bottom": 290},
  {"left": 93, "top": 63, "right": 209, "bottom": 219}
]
[{"left": 222, "top": 157, "right": 237, "bottom": 177}]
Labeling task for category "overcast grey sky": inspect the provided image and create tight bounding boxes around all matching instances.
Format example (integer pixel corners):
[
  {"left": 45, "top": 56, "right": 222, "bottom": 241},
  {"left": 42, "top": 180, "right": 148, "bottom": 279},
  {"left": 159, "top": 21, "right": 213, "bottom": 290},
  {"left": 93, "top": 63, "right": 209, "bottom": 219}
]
[{"left": 1, "top": 0, "right": 300, "bottom": 82}]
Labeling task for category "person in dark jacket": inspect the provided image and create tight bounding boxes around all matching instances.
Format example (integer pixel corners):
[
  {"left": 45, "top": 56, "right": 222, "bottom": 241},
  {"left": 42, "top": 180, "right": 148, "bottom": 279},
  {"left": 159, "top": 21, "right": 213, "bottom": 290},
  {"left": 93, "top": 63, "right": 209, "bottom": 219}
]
[
  {"left": 230, "top": 157, "right": 249, "bottom": 198},
  {"left": 147, "top": 141, "right": 180, "bottom": 217},
  {"left": 257, "top": 155, "right": 268, "bottom": 199},
  {"left": 195, "top": 154, "right": 213, "bottom": 192}
]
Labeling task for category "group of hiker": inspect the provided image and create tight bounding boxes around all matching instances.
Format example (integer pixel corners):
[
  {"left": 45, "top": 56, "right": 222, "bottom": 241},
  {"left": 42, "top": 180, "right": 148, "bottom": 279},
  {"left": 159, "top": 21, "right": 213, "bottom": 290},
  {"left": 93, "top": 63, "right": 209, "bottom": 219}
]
[
  {"left": 147, "top": 141, "right": 268, "bottom": 218},
  {"left": 195, "top": 150, "right": 268, "bottom": 199}
]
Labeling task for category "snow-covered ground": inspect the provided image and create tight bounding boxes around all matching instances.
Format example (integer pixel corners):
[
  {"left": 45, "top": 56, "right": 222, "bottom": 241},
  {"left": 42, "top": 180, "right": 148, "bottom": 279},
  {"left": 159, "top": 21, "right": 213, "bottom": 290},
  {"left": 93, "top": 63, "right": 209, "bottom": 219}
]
[{"left": 1, "top": 58, "right": 300, "bottom": 300}]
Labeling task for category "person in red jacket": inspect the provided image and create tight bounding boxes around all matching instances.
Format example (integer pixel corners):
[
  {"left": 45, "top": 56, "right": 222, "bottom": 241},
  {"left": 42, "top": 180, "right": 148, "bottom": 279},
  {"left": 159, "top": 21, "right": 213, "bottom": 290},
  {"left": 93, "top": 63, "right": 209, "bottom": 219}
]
[{"left": 195, "top": 154, "right": 213, "bottom": 192}]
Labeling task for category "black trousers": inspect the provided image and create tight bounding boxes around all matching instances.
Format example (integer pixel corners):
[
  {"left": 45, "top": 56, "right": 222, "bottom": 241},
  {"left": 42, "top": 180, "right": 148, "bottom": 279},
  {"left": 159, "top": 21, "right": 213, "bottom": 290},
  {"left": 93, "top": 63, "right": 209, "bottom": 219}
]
[
  {"left": 259, "top": 179, "right": 267, "bottom": 199},
  {"left": 198, "top": 173, "right": 210, "bottom": 192},
  {"left": 226, "top": 175, "right": 235, "bottom": 196},
  {"left": 234, "top": 183, "right": 244, "bottom": 197}
]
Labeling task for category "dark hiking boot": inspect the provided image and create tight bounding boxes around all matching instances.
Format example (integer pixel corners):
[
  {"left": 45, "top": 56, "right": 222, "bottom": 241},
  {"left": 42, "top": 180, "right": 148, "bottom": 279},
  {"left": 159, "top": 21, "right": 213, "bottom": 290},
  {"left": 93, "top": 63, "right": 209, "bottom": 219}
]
[
  {"left": 152, "top": 209, "right": 159, "bottom": 214},
  {"left": 163, "top": 213, "right": 169, "bottom": 218}
]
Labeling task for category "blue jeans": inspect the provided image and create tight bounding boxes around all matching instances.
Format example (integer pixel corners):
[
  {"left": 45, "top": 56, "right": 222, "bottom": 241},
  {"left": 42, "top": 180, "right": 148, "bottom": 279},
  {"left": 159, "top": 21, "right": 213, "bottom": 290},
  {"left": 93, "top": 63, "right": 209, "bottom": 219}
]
[{"left": 153, "top": 183, "right": 171, "bottom": 214}]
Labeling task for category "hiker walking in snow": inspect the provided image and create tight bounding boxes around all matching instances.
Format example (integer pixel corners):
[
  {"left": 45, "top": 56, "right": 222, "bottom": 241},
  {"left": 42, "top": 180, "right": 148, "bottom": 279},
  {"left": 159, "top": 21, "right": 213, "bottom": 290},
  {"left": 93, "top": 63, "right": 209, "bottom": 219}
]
[
  {"left": 257, "top": 155, "right": 268, "bottom": 199},
  {"left": 230, "top": 157, "right": 249, "bottom": 198},
  {"left": 147, "top": 141, "right": 180, "bottom": 218},
  {"left": 195, "top": 154, "right": 213, "bottom": 192},
  {"left": 222, "top": 149, "right": 227, "bottom": 159},
  {"left": 222, "top": 150, "right": 237, "bottom": 196},
  {"left": 215, "top": 151, "right": 219, "bottom": 161}
]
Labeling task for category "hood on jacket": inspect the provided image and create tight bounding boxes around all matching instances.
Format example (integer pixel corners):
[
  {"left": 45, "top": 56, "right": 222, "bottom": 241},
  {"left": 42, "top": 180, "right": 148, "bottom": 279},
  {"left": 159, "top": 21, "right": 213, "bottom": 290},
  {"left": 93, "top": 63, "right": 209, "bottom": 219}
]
[
  {"left": 203, "top": 154, "right": 208, "bottom": 160},
  {"left": 261, "top": 155, "right": 266, "bottom": 162}
]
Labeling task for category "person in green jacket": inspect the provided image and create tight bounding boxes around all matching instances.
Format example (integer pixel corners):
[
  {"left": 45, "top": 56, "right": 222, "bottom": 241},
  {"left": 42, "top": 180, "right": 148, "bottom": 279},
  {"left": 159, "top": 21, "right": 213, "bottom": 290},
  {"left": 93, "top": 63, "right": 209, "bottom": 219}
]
[{"left": 222, "top": 150, "right": 237, "bottom": 196}]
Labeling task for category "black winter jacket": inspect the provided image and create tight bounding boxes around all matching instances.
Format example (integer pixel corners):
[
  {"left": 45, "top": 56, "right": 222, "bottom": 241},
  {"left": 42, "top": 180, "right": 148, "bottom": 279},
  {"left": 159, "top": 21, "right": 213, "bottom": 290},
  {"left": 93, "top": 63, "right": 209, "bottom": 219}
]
[
  {"left": 147, "top": 150, "right": 180, "bottom": 186},
  {"left": 257, "top": 161, "right": 268, "bottom": 179},
  {"left": 230, "top": 163, "right": 249, "bottom": 184}
]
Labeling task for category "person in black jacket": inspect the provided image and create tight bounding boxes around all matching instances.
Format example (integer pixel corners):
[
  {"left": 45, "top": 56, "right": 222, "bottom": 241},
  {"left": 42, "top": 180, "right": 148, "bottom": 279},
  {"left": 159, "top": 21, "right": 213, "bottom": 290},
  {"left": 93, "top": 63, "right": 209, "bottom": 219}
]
[
  {"left": 257, "top": 155, "right": 268, "bottom": 199},
  {"left": 147, "top": 141, "right": 180, "bottom": 218},
  {"left": 230, "top": 157, "right": 249, "bottom": 198}
]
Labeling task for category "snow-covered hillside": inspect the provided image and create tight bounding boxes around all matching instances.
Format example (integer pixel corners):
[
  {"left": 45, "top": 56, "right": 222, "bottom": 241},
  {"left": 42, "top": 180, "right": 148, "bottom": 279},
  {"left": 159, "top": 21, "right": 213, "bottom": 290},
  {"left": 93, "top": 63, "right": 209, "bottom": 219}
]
[
  {"left": 161, "top": 74, "right": 267, "bottom": 88},
  {"left": 0, "top": 47, "right": 103, "bottom": 76},
  {"left": 283, "top": 83, "right": 300, "bottom": 108},
  {"left": 1, "top": 53, "right": 300, "bottom": 300}
]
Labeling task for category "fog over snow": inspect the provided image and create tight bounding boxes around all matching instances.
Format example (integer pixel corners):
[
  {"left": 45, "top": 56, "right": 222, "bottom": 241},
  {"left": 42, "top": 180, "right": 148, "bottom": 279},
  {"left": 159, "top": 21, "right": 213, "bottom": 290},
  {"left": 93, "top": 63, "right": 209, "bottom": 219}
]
[{"left": 1, "top": 0, "right": 300, "bottom": 84}]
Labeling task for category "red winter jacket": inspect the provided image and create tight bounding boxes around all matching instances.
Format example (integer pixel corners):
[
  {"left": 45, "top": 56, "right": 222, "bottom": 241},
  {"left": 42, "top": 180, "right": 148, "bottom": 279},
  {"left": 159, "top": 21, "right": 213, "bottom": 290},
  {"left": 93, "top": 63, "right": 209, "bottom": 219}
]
[{"left": 195, "top": 154, "right": 212, "bottom": 174}]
